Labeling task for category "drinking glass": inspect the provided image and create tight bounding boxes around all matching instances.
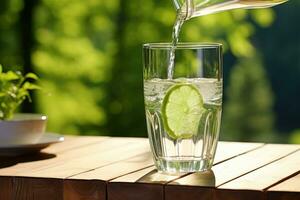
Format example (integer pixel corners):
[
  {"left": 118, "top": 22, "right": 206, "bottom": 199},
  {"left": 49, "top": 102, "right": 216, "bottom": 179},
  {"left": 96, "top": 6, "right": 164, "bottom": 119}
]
[{"left": 143, "top": 43, "right": 223, "bottom": 174}]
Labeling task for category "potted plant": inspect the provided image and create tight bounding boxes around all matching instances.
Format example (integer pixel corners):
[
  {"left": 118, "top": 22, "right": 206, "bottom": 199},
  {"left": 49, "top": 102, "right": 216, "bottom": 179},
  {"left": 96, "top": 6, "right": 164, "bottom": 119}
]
[{"left": 0, "top": 65, "right": 47, "bottom": 146}]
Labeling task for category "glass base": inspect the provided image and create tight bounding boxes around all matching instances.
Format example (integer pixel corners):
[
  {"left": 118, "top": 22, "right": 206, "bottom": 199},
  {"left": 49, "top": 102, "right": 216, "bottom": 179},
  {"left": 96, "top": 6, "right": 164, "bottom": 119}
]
[{"left": 155, "top": 157, "right": 213, "bottom": 174}]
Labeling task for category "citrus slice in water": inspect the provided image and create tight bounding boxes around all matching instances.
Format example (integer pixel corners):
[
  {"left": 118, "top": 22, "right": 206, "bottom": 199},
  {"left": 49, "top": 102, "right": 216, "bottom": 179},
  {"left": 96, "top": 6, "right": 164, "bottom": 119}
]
[{"left": 161, "top": 83, "right": 204, "bottom": 139}]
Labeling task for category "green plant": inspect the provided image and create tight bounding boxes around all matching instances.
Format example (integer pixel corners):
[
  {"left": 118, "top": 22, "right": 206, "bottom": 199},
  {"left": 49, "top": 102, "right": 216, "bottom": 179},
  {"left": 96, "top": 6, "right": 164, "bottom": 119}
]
[{"left": 0, "top": 65, "right": 40, "bottom": 120}]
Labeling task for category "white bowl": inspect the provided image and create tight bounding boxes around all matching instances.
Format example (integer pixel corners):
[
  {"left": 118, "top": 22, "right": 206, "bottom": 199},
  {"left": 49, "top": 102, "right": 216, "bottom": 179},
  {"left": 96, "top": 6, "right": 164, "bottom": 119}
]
[{"left": 0, "top": 114, "right": 47, "bottom": 147}]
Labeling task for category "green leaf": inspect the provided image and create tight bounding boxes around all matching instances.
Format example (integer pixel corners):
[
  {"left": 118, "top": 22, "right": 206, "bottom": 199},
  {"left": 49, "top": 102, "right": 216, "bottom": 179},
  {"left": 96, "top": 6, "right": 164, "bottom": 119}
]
[
  {"left": 17, "top": 89, "right": 29, "bottom": 98},
  {"left": 0, "top": 64, "right": 2, "bottom": 73},
  {"left": 0, "top": 71, "right": 20, "bottom": 81},
  {"left": 22, "top": 82, "right": 41, "bottom": 90},
  {"left": 25, "top": 73, "right": 39, "bottom": 80}
]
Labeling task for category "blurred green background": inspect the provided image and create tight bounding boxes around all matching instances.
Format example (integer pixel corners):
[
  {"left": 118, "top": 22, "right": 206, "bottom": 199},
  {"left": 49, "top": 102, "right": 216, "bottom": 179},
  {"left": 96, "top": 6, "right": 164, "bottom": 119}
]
[{"left": 0, "top": 0, "right": 299, "bottom": 143}]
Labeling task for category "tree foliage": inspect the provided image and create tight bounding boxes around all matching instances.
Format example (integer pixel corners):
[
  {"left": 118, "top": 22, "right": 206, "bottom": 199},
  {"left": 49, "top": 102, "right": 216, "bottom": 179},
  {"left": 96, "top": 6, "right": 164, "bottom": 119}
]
[
  {"left": 222, "top": 57, "right": 274, "bottom": 142},
  {"left": 32, "top": 0, "right": 118, "bottom": 134},
  {"left": 0, "top": 0, "right": 23, "bottom": 67}
]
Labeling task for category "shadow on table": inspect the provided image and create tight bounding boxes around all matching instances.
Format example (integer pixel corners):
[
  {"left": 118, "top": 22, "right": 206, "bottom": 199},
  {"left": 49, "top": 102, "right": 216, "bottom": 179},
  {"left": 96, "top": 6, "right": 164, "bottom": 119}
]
[
  {"left": 137, "top": 168, "right": 216, "bottom": 187},
  {"left": 171, "top": 170, "right": 216, "bottom": 187},
  {"left": 136, "top": 169, "right": 171, "bottom": 184},
  {"left": 0, "top": 152, "right": 56, "bottom": 168}
]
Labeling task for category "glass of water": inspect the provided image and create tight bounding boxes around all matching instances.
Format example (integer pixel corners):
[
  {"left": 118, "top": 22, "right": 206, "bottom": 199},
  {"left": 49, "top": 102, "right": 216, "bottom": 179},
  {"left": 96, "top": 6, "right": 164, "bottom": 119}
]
[{"left": 143, "top": 43, "right": 223, "bottom": 174}]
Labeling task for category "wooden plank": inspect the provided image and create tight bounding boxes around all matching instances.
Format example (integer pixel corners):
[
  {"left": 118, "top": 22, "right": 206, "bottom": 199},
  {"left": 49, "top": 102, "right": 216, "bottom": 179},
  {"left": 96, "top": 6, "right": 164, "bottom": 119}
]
[
  {"left": 108, "top": 141, "right": 263, "bottom": 200},
  {"left": 42, "top": 135, "right": 109, "bottom": 154},
  {"left": 0, "top": 137, "right": 141, "bottom": 199},
  {"left": 165, "top": 170, "right": 215, "bottom": 200},
  {"left": 4, "top": 138, "right": 298, "bottom": 200},
  {"left": 0, "top": 135, "right": 102, "bottom": 170},
  {"left": 111, "top": 141, "right": 263, "bottom": 184},
  {"left": 219, "top": 149, "right": 300, "bottom": 190},
  {"left": 267, "top": 192, "right": 300, "bottom": 200},
  {"left": 108, "top": 166, "right": 183, "bottom": 200},
  {"left": 0, "top": 176, "right": 12, "bottom": 200},
  {"left": 214, "top": 142, "right": 263, "bottom": 164},
  {"left": 40, "top": 135, "right": 78, "bottom": 153},
  {"left": 165, "top": 185, "right": 214, "bottom": 200},
  {"left": 0, "top": 136, "right": 109, "bottom": 175},
  {"left": 70, "top": 151, "right": 154, "bottom": 180},
  {"left": 14, "top": 138, "right": 150, "bottom": 178},
  {"left": 0, "top": 136, "right": 109, "bottom": 199},
  {"left": 165, "top": 144, "right": 299, "bottom": 200},
  {"left": 216, "top": 149, "right": 300, "bottom": 200},
  {"left": 0, "top": 137, "right": 134, "bottom": 176},
  {"left": 111, "top": 166, "right": 180, "bottom": 183},
  {"left": 64, "top": 179, "right": 106, "bottom": 200},
  {"left": 108, "top": 182, "right": 164, "bottom": 200},
  {"left": 107, "top": 162, "right": 168, "bottom": 200},
  {"left": 13, "top": 177, "right": 63, "bottom": 200},
  {"left": 215, "top": 189, "right": 263, "bottom": 200},
  {"left": 269, "top": 172, "right": 300, "bottom": 192},
  {"left": 64, "top": 152, "right": 153, "bottom": 200},
  {"left": 267, "top": 172, "right": 300, "bottom": 200},
  {"left": 169, "top": 144, "right": 299, "bottom": 187}
]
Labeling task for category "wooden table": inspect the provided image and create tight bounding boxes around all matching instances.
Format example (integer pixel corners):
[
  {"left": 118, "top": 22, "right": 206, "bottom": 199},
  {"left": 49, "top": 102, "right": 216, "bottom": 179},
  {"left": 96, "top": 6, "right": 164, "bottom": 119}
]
[{"left": 0, "top": 136, "right": 299, "bottom": 200}]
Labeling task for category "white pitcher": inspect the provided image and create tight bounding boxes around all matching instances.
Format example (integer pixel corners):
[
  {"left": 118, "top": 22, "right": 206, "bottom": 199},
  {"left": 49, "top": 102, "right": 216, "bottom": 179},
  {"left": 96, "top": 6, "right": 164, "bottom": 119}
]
[{"left": 173, "top": 0, "right": 288, "bottom": 19}]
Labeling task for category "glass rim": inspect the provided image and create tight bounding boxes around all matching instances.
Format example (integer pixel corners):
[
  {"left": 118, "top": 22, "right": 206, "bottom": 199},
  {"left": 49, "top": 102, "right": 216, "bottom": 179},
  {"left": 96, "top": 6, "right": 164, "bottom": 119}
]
[{"left": 143, "top": 42, "right": 222, "bottom": 49}]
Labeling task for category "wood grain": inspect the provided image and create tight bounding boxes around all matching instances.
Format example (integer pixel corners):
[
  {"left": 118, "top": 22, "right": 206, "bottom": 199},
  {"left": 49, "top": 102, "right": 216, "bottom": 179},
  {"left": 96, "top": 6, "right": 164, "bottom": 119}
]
[
  {"left": 0, "top": 137, "right": 136, "bottom": 176},
  {"left": 214, "top": 142, "right": 263, "bottom": 164},
  {"left": 64, "top": 152, "right": 153, "bottom": 200},
  {"left": 0, "top": 136, "right": 109, "bottom": 176},
  {"left": 70, "top": 151, "right": 154, "bottom": 180},
  {"left": 165, "top": 171, "right": 215, "bottom": 200},
  {"left": 13, "top": 177, "right": 63, "bottom": 200},
  {"left": 215, "top": 189, "right": 263, "bottom": 200},
  {"left": 0, "top": 176, "right": 12, "bottom": 200},
  {"left": 42, "top": 135, "right": 109, "bottom": 154},
  {"left": 108, "top": 166, "right": 182, "bottom": 200},
  {"left": 110, "top": 166, "right": 180, "bottom": 184},
  {"left": 268, "top": 172, "right": 300, "bottom": 192},
  {"left": 164, "top": 144, "right": 299, "bottom": 200},
  {"left": 1, "top": 137, "right": 299, "bottom": 200},
  {"left": 108, "top": 141, "right": 263, "bottom": 200},
  {"left": 219, "top": 149, "right": 300, "bottom": 190},
  {"left": 169, "top": 144, "right": 299, "bottom": 187},
  {"left": 64, "top": 179, "right": 106, "bottom": 200},
  {"left": 165, "top": 185, "right": 214, "bottom": 200},
  {"left": 267, "top": 191, "right": 300, "bottom": 200},
  {"left": 0, "top": 137, "right": 146, "bottom": 200},
  {"left": 108, "top": 182, "right": 164, "bottom": 200},
  {"left": 22, "top": 138, "right": 149, "bottom": 178},
  {"left": 111, "top": 141, "right": 263, "bottom": 184}
]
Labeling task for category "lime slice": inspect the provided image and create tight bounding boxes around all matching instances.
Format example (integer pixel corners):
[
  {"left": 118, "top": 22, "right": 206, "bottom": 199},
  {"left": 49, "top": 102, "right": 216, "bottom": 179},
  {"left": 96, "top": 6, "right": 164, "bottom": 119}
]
[{"left": 162, "top": 83, "right": 204, "bottom": 139}]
